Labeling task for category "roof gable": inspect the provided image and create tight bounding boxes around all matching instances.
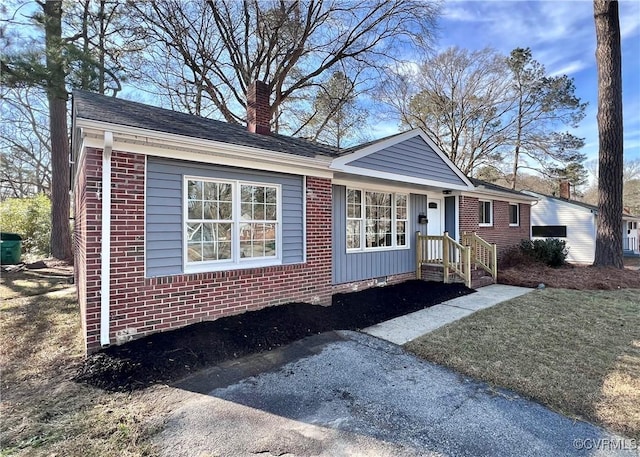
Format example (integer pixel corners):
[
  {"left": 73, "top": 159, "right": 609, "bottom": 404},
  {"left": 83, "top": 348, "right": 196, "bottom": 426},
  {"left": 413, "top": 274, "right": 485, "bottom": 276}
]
[{"left": 330, "top": 130, "right": 473, "bottom": 190}]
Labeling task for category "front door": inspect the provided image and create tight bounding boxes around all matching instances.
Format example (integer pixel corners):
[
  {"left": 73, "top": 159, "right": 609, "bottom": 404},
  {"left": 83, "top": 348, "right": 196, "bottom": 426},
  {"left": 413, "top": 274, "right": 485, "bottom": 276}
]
[
  {"left": 427, "top": 198, "right": 442, "bottom": 236},
  {"left": 427, "top": 198, "right": 443, "bottom": 259}
]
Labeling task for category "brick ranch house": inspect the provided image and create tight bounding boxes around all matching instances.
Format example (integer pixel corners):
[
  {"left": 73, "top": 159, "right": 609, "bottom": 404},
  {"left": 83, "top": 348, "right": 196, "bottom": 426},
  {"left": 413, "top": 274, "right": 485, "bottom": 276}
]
[{"left": 71, "top": 85, "right": 536, "bottom": 354}]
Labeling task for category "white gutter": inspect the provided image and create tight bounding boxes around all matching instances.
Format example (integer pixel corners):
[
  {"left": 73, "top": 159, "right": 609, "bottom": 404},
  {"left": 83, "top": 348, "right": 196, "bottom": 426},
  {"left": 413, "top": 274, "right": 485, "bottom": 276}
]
[{"left": 100, "top": 131, "right": 113, "bottom": 347}]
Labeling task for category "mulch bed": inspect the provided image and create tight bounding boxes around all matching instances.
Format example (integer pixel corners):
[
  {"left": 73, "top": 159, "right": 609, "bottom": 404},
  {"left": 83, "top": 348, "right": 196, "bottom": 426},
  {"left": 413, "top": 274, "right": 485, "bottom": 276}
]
[
  {"left": 75, "top": 280, "right": 473, "bottom": 391},
  {"left": 499, "top": 263, "right": 640, "bottom": 290}
]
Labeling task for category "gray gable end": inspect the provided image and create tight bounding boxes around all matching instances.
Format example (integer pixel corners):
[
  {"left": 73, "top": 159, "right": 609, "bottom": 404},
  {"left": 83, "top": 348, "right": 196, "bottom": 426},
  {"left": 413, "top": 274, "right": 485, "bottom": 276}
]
[{"left": 346, "top": 136, "right": 465, "bottom": 186}]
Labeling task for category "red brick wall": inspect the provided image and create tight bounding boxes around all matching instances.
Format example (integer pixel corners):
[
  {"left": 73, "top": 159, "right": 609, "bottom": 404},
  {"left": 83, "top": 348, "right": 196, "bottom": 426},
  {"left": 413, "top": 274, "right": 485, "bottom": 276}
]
[
  {"left": 459, "top": 196, "right": 530, "bottom": 259},
  {"left": 79, "top": 148, "right": 333, "bottom": 353}
]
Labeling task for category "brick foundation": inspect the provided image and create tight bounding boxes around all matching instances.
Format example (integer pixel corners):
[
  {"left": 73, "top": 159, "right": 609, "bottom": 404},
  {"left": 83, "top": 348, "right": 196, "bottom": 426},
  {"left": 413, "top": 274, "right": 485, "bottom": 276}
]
[
  {"left": 331, "top": 272, "right": 416, "bottom": 295},
  {"left": 76, "top": 148, "right": 333, "bottom": 353}
]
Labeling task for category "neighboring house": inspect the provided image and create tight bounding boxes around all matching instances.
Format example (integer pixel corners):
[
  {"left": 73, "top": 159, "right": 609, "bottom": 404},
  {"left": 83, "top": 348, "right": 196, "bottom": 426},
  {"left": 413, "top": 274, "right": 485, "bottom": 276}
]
[
  {"left": 525, "top": 184, "right": 640, "bottom": 264},
  {"left": 71, "top": 85, "right": 535, "bottom": 353}
]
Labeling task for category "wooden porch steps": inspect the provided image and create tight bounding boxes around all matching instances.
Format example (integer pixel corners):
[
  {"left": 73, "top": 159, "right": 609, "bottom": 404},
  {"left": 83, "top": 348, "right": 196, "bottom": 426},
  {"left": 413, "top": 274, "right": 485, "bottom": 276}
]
[{"left": 420, "top": 264, "right": 495, "bottom": 289}]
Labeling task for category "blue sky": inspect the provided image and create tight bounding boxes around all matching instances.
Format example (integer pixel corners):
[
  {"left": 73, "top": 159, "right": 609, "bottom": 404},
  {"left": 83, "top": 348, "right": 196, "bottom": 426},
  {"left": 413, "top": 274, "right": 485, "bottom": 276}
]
[{"left": 423, "top": 0, "right": 640, "bottom": 163}]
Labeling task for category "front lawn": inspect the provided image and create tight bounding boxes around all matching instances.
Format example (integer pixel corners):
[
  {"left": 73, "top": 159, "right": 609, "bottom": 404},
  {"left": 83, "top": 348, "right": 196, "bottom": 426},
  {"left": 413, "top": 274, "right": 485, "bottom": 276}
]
[{"left": 405, "top": 288, "right": 640, "bottom": 440}]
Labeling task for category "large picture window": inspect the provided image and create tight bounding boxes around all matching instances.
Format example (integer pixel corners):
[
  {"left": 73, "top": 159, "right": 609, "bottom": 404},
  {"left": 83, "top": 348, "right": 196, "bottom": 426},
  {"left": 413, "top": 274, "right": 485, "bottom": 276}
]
[
  {"left": 347, "top": 188, "right": 409, "bottom": 251},
  {"left": 185, "top": 177, "right": 280, "bottom": 271}
]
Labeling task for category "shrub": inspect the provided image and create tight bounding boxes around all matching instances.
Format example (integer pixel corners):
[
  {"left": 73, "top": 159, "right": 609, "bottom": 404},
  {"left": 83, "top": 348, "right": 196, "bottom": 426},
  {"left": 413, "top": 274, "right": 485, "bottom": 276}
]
[
  {"left": 519, "top": 238, "right": 568, "bottom": 267},
  {"left": 0, "top": 194, "right": 51, "bottom": 256}
]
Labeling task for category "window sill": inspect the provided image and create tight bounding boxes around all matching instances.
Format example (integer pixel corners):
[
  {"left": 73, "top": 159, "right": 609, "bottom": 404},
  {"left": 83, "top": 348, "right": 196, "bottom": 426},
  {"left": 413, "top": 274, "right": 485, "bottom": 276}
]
[
  {"left": 478, "top": 223, "right": 493, "bottom": 227},
  {"left": 509, "top": 223, "right": 520, "bottom": 227},
  {"left": 347, "top": 246, "right": 410, "bottom": 254},
  {"left": 184, "top": 258, "right": 282, "bottom": 274}
]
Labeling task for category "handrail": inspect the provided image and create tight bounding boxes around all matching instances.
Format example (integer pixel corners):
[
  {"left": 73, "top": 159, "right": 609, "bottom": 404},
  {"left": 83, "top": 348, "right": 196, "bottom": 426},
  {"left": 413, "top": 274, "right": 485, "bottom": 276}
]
[
  {"left": 462, "top": 231, "right": 497, "bottom": 281},
  {"left": 416, "top": 232, "right": 472, "bottom": 288}
]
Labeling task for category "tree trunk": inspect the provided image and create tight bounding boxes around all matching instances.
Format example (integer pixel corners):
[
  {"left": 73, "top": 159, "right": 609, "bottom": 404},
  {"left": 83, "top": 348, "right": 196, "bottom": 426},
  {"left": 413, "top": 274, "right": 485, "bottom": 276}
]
[
  {"left": 593, "top": 0, "right": 623, "bottom": 268},
  {"left": 44, "top": 0, "right": 73, "bottom": 260}
]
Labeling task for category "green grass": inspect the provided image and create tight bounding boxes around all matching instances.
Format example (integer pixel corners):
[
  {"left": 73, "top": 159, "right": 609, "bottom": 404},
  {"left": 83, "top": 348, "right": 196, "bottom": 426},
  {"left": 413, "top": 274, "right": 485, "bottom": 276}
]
[{"left": 405, "top": 288, "right": 640, "bottom": 440}]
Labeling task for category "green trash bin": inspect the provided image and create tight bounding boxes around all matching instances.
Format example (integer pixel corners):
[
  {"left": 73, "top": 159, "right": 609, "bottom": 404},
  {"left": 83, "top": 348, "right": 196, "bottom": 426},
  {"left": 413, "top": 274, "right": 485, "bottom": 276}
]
[{"left": 1, "top": 232, "right": 23, "bottom": 265}]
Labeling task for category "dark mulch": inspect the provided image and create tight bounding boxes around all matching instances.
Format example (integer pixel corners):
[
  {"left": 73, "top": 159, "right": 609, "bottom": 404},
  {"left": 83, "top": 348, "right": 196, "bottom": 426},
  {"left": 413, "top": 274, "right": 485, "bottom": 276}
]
[{"left": 75, "top": 280, "right": 473, "bottom": 391}]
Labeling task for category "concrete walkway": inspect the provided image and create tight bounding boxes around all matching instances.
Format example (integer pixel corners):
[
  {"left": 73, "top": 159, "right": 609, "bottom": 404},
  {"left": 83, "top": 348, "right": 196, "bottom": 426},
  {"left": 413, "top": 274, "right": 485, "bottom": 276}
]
[{"left": 363, "top": 284, "right": 533, "bottom": 345}]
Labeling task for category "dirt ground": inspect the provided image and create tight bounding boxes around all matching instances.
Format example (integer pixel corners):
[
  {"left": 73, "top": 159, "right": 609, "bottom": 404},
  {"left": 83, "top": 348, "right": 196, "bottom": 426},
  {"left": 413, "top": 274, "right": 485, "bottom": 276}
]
[
  {"left": 74, "top": 280, "right": 473, "bottom": 392},
  {"left": 499, "top": 257, "right": 640, "bottom": 290}
]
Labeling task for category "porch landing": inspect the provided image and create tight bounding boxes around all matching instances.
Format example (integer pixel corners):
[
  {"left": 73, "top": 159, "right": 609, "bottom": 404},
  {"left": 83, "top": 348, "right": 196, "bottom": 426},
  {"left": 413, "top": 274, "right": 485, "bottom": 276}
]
[{"left": 363, "top": 284, "right": 533, "bottom": 345}]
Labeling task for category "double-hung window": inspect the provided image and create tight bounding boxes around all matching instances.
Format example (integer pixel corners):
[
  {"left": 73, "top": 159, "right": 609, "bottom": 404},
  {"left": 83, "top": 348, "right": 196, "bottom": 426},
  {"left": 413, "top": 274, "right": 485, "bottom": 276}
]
[
  {"left": 479, "top": 200, "right": 493, "bottom": 226},
  {"left": 509, "top": 203, "right": 520, "bottom": 226},
  {"left": 185, "top": 177, "right": 280, "bottom": 271},
  {"left": 347, "top": 188, "right": 409, "bottom": 251}
]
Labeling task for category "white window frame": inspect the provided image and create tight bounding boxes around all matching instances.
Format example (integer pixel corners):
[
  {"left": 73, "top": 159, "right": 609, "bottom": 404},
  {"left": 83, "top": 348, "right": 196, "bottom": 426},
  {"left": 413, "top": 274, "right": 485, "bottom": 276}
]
[
  {"left": 509, "top": 203, "right": 520, "bottom": 227},
  {"left": 346, "top": 187, "right": 410, "bottom": 253},
  {"left": 183, "top": 176, "right": 282, "bottom": 274},
  {"left": 479, "top": 200, "right": 493, "bottom": 227}
]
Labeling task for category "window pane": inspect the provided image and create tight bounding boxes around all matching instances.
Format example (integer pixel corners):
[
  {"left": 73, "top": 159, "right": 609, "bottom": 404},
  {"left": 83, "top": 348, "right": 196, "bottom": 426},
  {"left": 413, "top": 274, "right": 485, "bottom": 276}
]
[
  {"left": 202, "top": 242, "right": 217, "bottom": 261},
  {"left": 219, "top": 202, "right": 232, "bottom": 220},
  {"left": 219, "top": 183, "right": 232, "bottom": 201},
  {"left": 203, "top": 201, "right": 217, "bottom": 219},
  {"left": 187, "top": 180, "right": 202, "bottom": 200},
  {"left": 187, "top": 242, "right": 202, "bottom": 262},
  {"left": 347, "top": 220, "right": 361, "bottom": 249},
  {"left": 266, "top": 187, "right": 277, "bottom": 204},
  {"left": 203, "top": 181, "right": 217, "bottom": 200},
  {"left": 188, "top": 201, "right": 202, "bottom": 219},
  {"left": 241, "top": 203, "right": 252, "bottom": 220},
  {"left": 265, "top": 204, "right": 277, "bottom": 220},
  {"left": 509, "top": 204, "right": 518, "bottom": 224},
  {"left": 347, "top": 189, "right": 361, "bottom": 204},
  {"left": 254, "top": 203, "right": 265, "bottom": 220},
  {"left": 187, "top": 223, "right": 202, "bottom": 242},
  {"left": 397, "top": 221, "right": 406, "bottom": 246}
]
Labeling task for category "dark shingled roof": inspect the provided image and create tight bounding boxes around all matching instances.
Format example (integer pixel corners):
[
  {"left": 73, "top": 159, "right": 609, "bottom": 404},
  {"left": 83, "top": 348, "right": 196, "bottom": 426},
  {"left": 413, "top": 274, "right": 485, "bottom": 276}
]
[
  {"left": 72, "top": 90, "right": 339, "bottom": 158},
  {"left": 469, "top": 178, "right": 535, "bottom": 198}
]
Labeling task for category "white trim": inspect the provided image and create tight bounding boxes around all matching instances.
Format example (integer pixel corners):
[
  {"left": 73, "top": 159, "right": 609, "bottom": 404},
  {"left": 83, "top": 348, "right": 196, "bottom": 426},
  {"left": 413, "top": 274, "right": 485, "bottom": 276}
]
[
  {"left": 182, "top": 176, "right": 283, "bottom": 273},
  {"left": 509, "top": 202, "right": 520, "bottom": 227},
  {"left": 463, "top": 189, "right": 537, "bottom": 203},
  {"left": 333, "top": 165, "right": 472, "bottom": 191},
  {"left": 479, "top": 199, "right": 493, "bottom": 227},
  {"left": 100, "top": 132, "right": 113, "bottom": 347},
  {"left": 302, "top": 175, "right": 307, "bottom": 263},
  {"left": 454, "top": 195, "right": 460, "bottom": 241},
  {"left": 143, "top": 155, "right": 147, "bottom": 277},
  {"left": 332, "top": 176, "right": 438, "bottom": 194},
  {"left": 77, "top": 120, "right": 333, "bottom": 178},
  {"left": 345, "top": 187, "right": 410, "bottom": 253},
  {"left": 331, "top": 129, "right": 474, "bottom": 188}
]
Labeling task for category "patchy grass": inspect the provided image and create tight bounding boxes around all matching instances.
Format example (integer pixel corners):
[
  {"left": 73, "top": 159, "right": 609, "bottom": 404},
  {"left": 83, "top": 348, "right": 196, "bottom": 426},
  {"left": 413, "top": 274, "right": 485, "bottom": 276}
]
[
  {"left": 0, "top": 271, "right": 175, "bottom": 456},
  {"left": 405, "top": 288, "right": 640, "bottom": 440}
]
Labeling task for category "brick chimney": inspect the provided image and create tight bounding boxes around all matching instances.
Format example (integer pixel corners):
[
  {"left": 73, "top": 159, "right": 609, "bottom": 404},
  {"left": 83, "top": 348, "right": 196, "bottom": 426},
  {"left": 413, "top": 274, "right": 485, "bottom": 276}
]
[
  {"left": 247, "top": 80, "right": 271, "bottom": 135},
  {"left": 559, "top": 180, "right": 571, "bottom": 200}
]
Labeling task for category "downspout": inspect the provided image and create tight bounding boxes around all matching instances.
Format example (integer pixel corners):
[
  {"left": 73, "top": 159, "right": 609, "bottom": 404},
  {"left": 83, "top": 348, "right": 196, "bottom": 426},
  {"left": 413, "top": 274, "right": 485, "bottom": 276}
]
[{"left": 100, "top": 131, "right": 113, "bottom": 347}]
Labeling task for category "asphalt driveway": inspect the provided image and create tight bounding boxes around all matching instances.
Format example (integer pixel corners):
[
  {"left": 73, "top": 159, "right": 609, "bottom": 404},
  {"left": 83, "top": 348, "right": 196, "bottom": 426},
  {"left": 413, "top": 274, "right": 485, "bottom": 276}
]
[{"left": 157, "top": 331, "right": 636, "bottom": 457}]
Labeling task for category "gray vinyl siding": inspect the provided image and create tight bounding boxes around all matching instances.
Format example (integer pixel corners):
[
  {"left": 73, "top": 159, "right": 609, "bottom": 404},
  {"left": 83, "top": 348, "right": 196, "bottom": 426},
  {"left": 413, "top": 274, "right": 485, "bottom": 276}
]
[
  {"left": 332, "top": 185, "right": 427, "bottom": 284},
  {"left": 348, "top": 136, "right": 465, "bottom": 186},
  {"left": 146, "top": 157, "right": 304, "bottom": 277}
]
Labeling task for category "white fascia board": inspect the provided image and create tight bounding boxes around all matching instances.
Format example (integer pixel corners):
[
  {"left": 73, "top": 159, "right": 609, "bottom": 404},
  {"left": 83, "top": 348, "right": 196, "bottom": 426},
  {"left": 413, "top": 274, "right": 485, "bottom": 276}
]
[
  {"left": 331, "top": 165, "right": 472, "bottom": 192},
  {"left": 462, "top": 189, "right": 538, "bottom": 204},
  {"left": 332, "top": 175, "right": 451, "bottom": 195},
  {"left": 331, "top": 129, "right": 473, "bottom": 187},
  {"left": 77, "top": 118, "right": 334, "bottom": 178}
]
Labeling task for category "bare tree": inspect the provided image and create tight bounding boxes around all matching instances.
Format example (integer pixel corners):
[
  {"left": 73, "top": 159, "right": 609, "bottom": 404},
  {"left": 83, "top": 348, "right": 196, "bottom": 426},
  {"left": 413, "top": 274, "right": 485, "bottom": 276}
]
[
  {"left": 593, "top": 0, "right": 624, "bottom": 268},
  {"left": 128, "top": 0, "right": 439, "bottom": 132},
  {"left": 383, "top": 47, "right": 514, "bottom": 176},
  {"left": 0, "top": 87, "right": 51, "bottom": 199}
]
